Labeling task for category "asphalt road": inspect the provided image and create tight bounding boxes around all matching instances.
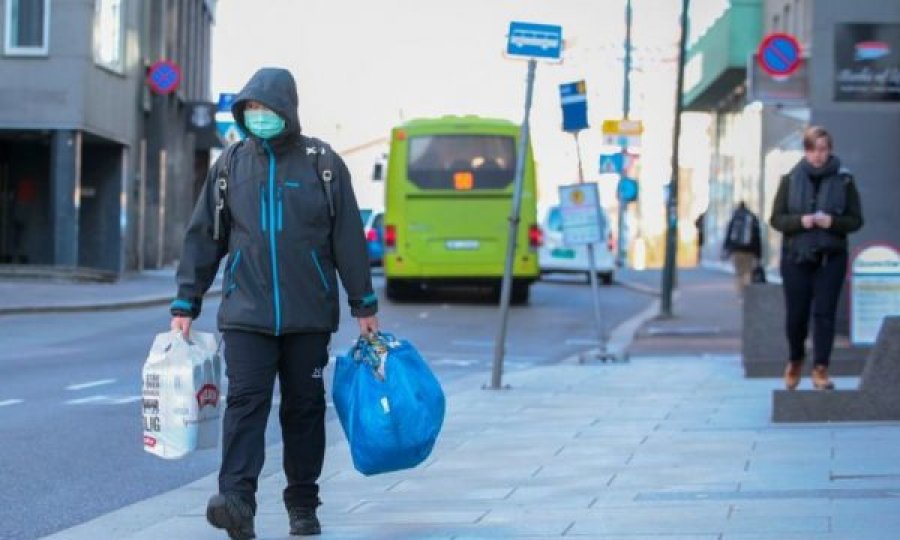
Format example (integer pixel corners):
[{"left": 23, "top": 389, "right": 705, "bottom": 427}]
[{"left": 0, "top": 273, "right": 653, "bottom": 540}]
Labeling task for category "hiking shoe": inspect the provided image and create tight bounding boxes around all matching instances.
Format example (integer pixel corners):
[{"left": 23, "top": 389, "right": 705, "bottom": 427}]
[
  {"left": 288, "top": 506, "right": 321, "bottom": 536},
  {"left": 206, "top": 493, "right": 256, "bottom": 540},
  {"left": 783, "top": 361, "right": 802, "bottom": 390},
  {"left": 812, "top": 365, "right": 835, "bottom": 390}
]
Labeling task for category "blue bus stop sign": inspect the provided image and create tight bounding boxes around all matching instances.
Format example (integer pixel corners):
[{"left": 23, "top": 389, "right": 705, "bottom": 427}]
[
  {"left": 507, "top": 21, "right": 563, "bottom": 60},
  {"left": 559, "top": 80, "right": 588, "bottom": 132},
  {"left": 217, "top": 93, "right": 237, "bottom": 112}
]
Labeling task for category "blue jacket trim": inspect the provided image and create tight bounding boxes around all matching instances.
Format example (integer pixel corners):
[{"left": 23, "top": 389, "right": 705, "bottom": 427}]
[
  {"left": 311, "top": 249, "right": 330, "bottom": 293},
  {"left": 361, "top": 293, "right": 377, "bottom": 307},
  {"left": 285, "top": 181, "right": 300, "bottom": 188},
  {"left": 264, "top": 141, "right": 282, "bottom": 336},
  {"left": 170, "top": 298, "right": 193, "bottom": 312},
  {"left": 227, "top": 249, "right": 241, "bottom": 294}
]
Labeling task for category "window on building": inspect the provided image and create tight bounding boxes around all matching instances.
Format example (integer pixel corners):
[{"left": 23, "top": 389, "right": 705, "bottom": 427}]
[
  {"left": 4, "top": 0, "right": 50, "bottom": 55},
  {"left": 94, "top": 0, "right": 125, "bottom": 72},
  {"left": 784, "top": 4, "right": 791, "bottom": 35},
  {"left": 772, "top": 14, "right": 780, "bottom": 32}
]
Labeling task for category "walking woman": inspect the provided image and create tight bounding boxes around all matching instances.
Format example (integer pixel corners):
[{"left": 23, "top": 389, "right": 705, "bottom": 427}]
[{"left": 770, "top": 126, "right": 863, "bottom": 390}]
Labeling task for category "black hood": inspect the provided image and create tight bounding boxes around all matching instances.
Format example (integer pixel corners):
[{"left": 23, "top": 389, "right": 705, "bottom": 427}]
[{"left": 232, "top": 68, "right": 301, "bottom": 142}]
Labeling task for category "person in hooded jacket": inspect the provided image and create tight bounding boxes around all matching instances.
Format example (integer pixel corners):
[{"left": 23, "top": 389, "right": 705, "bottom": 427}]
[
  {"left": 769, "top": 126, "right": 863, "bottom": 392},
  {"left": 170, "top": 68, "right": 378, "bottom": 539}
]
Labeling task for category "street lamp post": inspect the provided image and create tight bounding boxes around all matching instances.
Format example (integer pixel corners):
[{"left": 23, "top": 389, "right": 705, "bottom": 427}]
[{"left": 660, "top": 0, "right": 691, "bottom": 317}]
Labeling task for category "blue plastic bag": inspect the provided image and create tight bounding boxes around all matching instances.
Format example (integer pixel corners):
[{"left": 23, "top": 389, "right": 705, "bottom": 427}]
[{"left": 332, "top": 332, "right": 445, "bottom": 475}]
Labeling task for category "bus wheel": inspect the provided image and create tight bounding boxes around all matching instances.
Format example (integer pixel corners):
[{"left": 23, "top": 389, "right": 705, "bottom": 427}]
[{"left": 386, "top": 279, "right": 413, "bottom": 302}]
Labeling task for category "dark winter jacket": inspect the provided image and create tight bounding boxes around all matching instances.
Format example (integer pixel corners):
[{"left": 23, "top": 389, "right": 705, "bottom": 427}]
[
  {"left": 769, "top": 156, "right": 863, "bottom": 263},
  {"left": 723, "top": 205, "right": 762, "bottom": 258},
  {"left": 171, "top": 68, "right": 377, "bottom": 335}
]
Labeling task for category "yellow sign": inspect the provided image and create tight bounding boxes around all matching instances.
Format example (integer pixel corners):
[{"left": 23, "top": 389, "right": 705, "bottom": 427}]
[
  {"left": 569, "top": 188, "right": 585, "bottom": 205},
  {"left": 601, "top": 119, "right": 644, "bottom": 136}
]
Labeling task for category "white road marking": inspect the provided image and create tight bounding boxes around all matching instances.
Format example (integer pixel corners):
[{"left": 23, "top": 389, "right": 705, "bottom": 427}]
[
  {"left": 565, "top": 338, "right": 601, "bottom": 346},
  {"left": 66, "top": 396, "right": 110, "bottom": 405},
  {"left": 451, "top": 339, "right": 493, "bottom": 347},
  {"left": 110, "top": 396, "right": 143, "bottom": 404},
  {"left": 432, "top": 358, "right": 478, "bottom": 367},
  {"left": 67, "top": 379, "right": 116, "bottom": 391},
  {"left": 65, "top": 395, "right": 141, "bottom": 405},
  {"left": 0, "top": 399, "right": 24, "bottom": 407},
  {"left": 418, "top": 311, "right": 430, "bottom": 319}
]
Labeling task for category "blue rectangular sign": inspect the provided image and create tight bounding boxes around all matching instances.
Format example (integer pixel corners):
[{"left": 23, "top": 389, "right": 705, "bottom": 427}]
[
  {"left": 507, "top": 21, "right": 563, "bottom": 60},
  {"left": 217, "top": 93, "right": 237, "bottom": 113},
  {"left": 599, "top": 153, "right": 624, "bottom": 174},
  {"left": 559, "top": 81, "right": 588, "bottom": 132}
]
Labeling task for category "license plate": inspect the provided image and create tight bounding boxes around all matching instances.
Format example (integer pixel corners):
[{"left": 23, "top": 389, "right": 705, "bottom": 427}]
[
  {"left": 551, "top": 248, "right": 576, "bottom": 259},
  {"left": 445, "top": 240, "right": 480, "bottom": 250}
]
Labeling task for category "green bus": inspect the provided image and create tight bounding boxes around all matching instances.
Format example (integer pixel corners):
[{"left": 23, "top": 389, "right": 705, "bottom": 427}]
[{"left": 383, "top": 115, "right": 541, "bottom": 303}]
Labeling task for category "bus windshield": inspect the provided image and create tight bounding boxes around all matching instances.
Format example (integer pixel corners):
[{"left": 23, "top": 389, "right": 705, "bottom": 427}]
[{"left": 407, "top": 135, "right": 516, "bottom": 190}]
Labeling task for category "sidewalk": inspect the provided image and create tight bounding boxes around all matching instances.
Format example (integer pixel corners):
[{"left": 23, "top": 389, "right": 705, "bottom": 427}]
[
  {"left": 0, "top": 267, "right": 221, "bottom": 315},
  {"left": 42, "top": 268, "right": 900, "bottom": 539}
]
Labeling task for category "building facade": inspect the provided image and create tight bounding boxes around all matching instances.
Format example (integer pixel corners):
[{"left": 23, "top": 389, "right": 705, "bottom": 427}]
[
  {"left": 0, "top": 0, "right": 217, "bottom": 275},
  {"left": 685, "top": 0, "right": 900, "bottom": 331}
]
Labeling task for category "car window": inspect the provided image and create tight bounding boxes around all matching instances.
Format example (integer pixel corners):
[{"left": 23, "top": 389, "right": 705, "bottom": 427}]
[{"left": 373, "top": 213, "right": 384, "bottom": 230}]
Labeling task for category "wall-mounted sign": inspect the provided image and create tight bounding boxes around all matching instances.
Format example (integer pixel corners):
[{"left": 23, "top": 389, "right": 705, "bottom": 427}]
[
  {"left": 851, "top": 244, "right": 900, "bottom": 346},
  {"left": 757, "top": 32, "right": 802, "bottom": 77},
  {"left": 146, "top": 60, "right": 182, "bottom": 95},
  {"left": 748, "top": 54, "right": 809, "bottom": 105},
  {"left": 835, "top": 24, "right": 900, "bottom": 102}
]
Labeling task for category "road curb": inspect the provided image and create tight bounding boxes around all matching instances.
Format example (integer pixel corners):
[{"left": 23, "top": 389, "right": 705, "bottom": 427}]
[
  {"left": 614, "top": 277, "right": 661, "bottom": 297},
  {"left": 0, "top": 289, "right": 223, "bottom": 316}
]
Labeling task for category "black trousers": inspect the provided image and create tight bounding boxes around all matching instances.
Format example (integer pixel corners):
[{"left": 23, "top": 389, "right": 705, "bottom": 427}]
[
  {"left": 780, "top": 250, "right": 848, "bottom": 367},
  {"left": 220, "top": 330, "right": 329, "bottom": 513}
]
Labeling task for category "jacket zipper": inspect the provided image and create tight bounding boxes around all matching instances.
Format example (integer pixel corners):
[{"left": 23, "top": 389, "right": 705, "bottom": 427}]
[
  {"left": 259, "top": 184, "right": 267, "bottom": 232},
  {"left": 311, "top": 249, "right": 330, "bottom": 293},
  {"left": 263, "top": 141, "right": 282, "bottom": 335}
]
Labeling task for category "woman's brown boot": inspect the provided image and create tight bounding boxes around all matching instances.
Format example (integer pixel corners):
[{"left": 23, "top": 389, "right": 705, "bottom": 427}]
[
  {"left": 784, "top": 362, "right": 802, "bottom": 390},
  {"left": 811, "top": 364, "right": 835, "bottom": 390}
]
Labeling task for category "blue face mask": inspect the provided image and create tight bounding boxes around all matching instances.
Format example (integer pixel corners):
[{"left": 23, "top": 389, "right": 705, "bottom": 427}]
[{"left": 244, "top": 109, "right": 286, "bottom": 139}]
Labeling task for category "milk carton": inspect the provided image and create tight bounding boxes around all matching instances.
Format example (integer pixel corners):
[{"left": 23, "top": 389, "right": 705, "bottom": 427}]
[{"left": 142, "top": 331, "right": 222, "bottom": 459}]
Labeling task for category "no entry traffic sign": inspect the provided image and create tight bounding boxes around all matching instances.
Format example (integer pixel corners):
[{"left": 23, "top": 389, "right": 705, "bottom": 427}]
[
  {"left": 147, "top": 60, "right": 182, "bottom": 95},
  {"left": 757, "top": 32, "right": 802, "bottom": 77}
]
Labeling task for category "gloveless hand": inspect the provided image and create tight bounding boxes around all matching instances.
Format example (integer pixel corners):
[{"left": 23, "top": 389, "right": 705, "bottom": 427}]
[{"left": 814, "top": 213, "right": 833, "bottom": 229}]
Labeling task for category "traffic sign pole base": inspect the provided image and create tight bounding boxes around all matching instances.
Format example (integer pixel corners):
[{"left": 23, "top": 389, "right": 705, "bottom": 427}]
[
  {"left": 482, "top": 383, "right": 513, "bottom": 391},
  {"left": 578, "top": 345, "right": 630, "bottom": 364}
]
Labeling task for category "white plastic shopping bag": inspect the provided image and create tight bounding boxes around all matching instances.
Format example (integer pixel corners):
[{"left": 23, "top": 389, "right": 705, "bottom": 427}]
[{"left": 142, "top": 330, "right": 223, "bottom": 459}]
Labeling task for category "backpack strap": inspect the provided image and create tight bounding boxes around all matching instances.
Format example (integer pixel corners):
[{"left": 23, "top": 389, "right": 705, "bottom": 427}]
[
  {"left": 301, "top": 136, "right": 338, "bottom": 220},
  {"left": 213, "top": 141, "right": 242, "bottom": 241}
]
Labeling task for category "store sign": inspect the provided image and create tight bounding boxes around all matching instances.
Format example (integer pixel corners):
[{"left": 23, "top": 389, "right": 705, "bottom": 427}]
[
  {"left": 835, "top": 23, "right": 900, "bottom": 102},
  {"left": 851, "top": 244, "right": 900, "bottom": 346}
]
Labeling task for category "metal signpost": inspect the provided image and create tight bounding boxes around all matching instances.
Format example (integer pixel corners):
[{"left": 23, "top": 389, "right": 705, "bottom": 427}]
[
  {"left": 491, "top": 21, "right": 562, "bottom": 390},
  {"left": 602, "top": 119, "right": 642, "bottom": 268},
  {"left": 559, "top": 80, "right": 617, "bottom": 363}
]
